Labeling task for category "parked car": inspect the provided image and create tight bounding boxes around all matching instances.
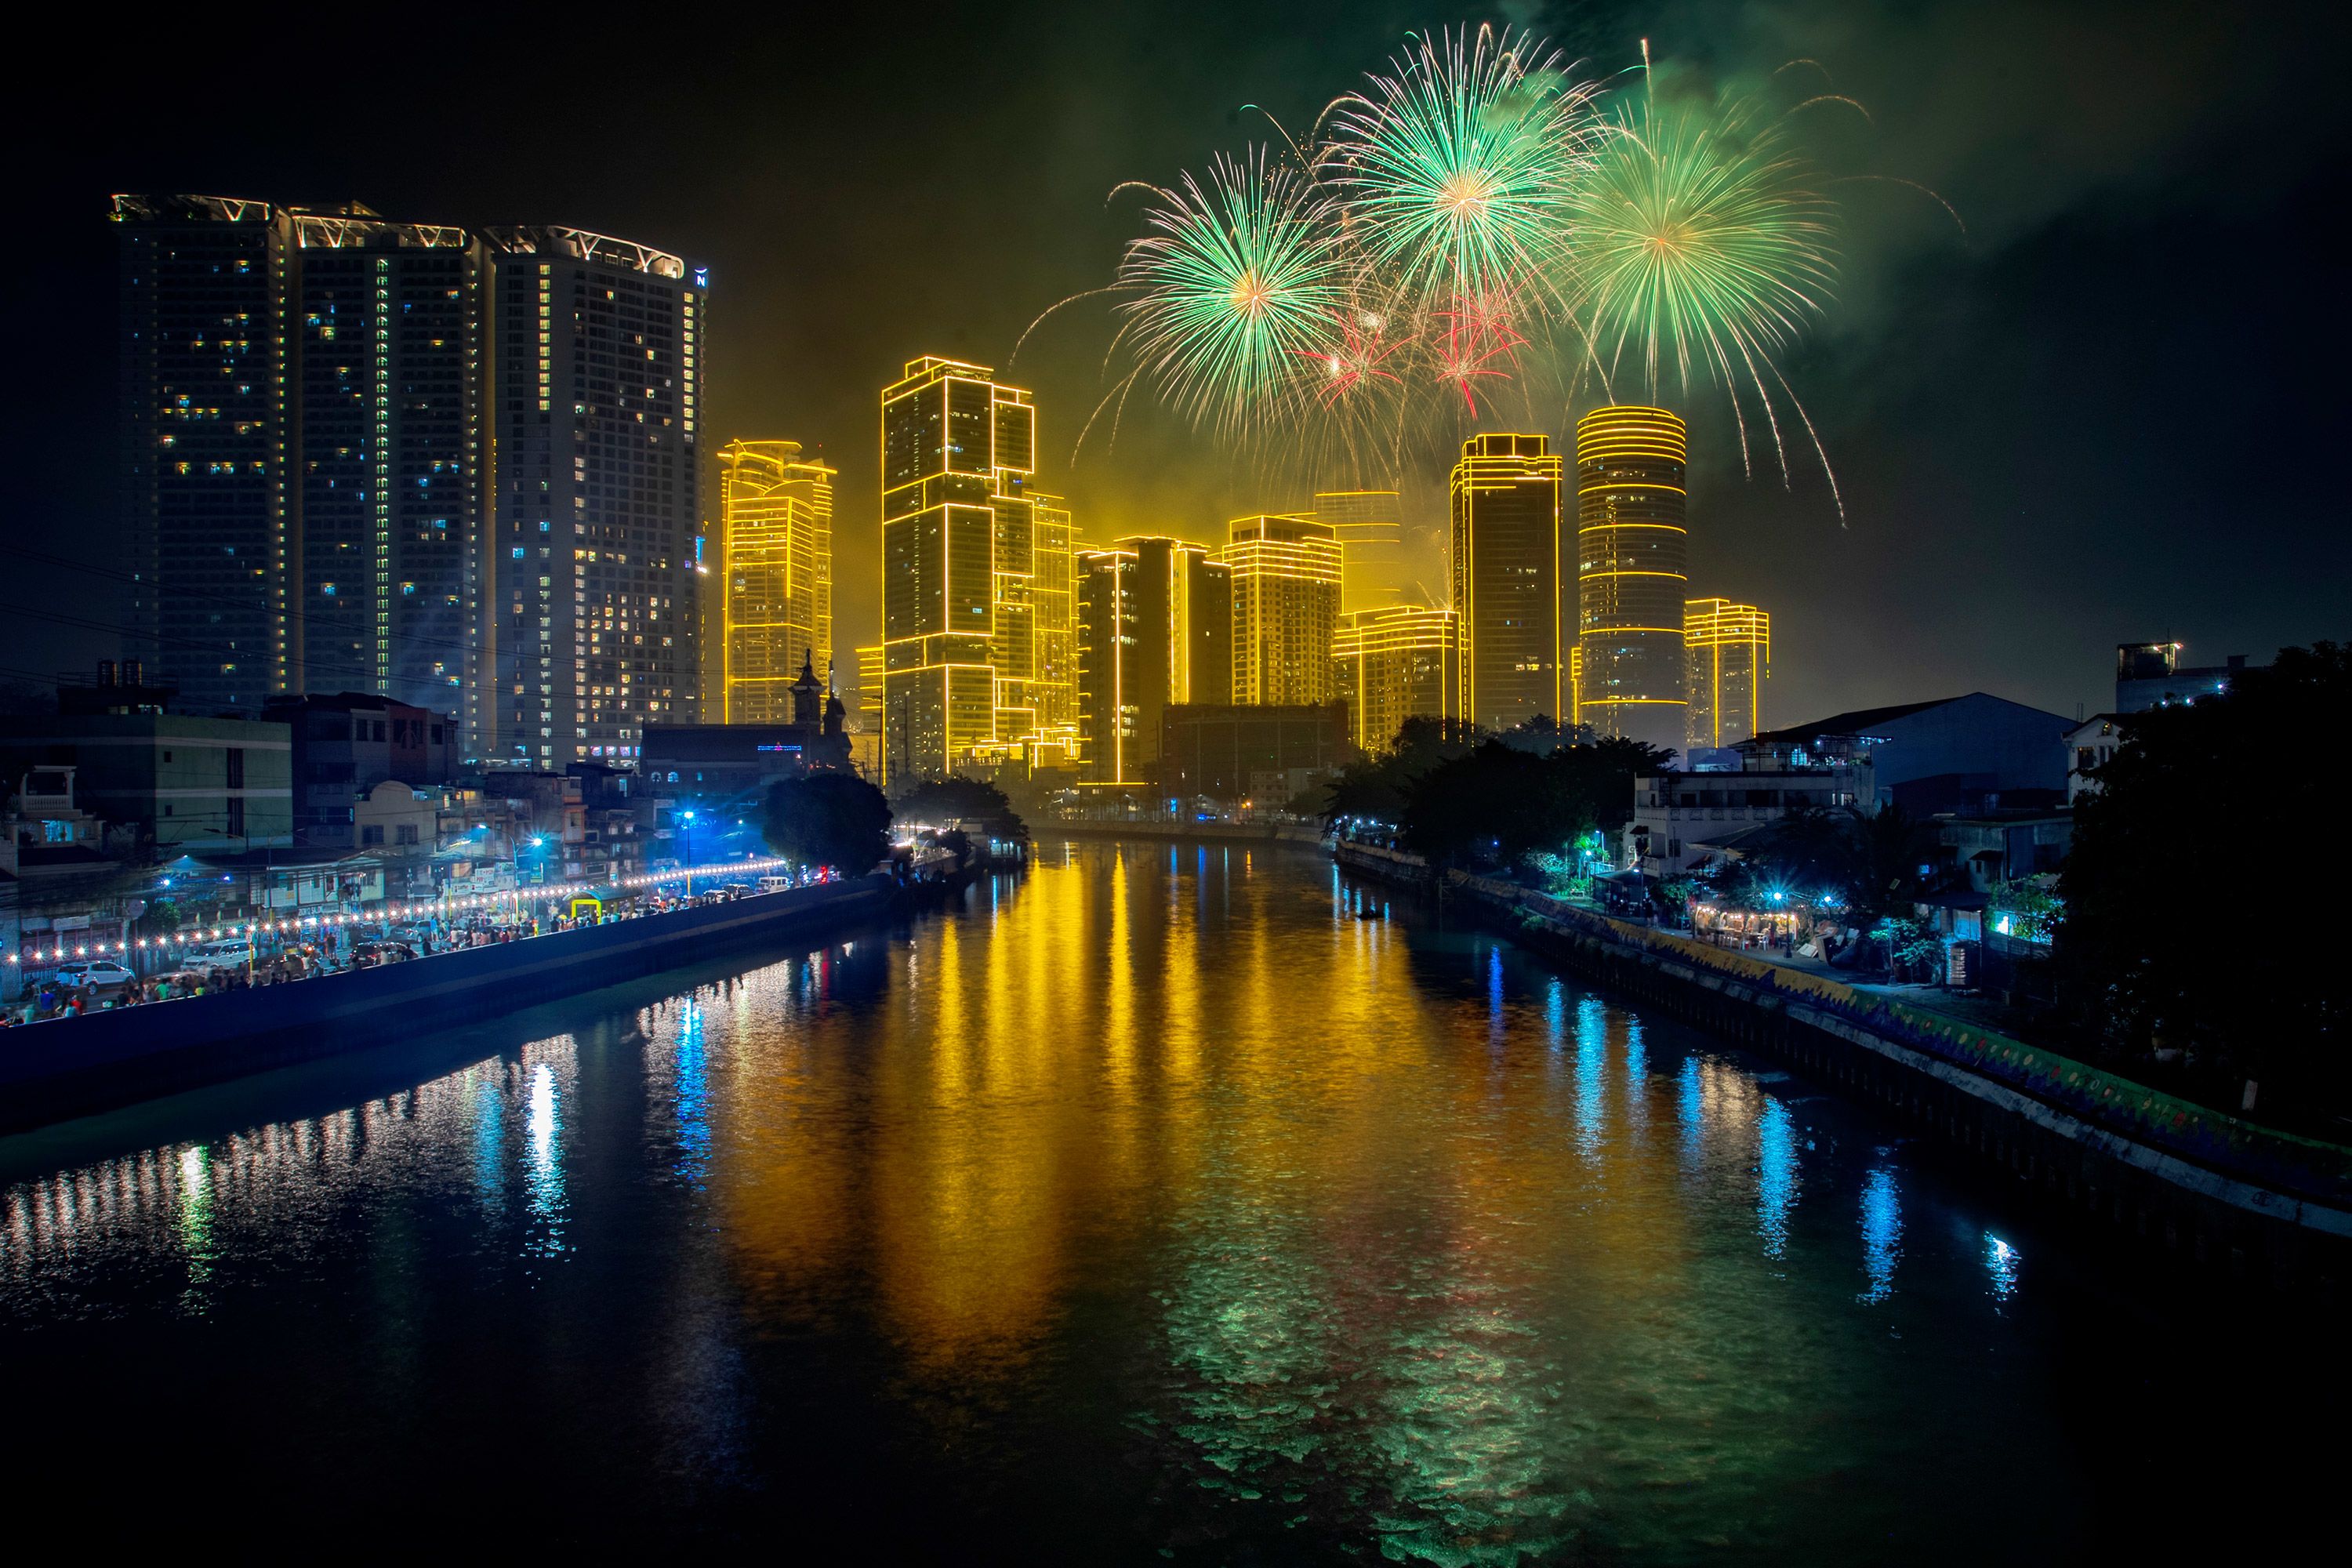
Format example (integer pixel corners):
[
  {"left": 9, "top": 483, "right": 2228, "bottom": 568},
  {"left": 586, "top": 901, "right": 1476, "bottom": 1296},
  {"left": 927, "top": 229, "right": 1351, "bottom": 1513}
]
[
  {"left": 183, "top": 940, "right": 257, "bottom": 975},
  {"left": 53, "top": 960, "right": 137, "bottom": 991}
]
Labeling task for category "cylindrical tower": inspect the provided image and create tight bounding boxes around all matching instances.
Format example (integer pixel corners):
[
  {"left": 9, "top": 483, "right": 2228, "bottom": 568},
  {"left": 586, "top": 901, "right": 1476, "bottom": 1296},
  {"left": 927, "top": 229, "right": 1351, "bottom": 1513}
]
[{"left": 1575, "top": 406, "right": 1688, "bottom": 752}]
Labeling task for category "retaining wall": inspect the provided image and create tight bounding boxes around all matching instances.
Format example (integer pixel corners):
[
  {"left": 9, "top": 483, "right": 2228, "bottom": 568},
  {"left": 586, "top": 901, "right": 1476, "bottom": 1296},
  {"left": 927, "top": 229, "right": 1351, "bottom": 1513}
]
[{"left": 0, "top": 875, "right": 895, "bottom": 1133}]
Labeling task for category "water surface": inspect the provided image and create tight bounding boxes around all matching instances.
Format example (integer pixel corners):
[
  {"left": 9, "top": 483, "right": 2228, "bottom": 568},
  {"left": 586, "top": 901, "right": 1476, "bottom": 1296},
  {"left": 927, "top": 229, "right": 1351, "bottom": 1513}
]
[{"left": 0, "top": 844, "right": 2324, "bottom": 1559}]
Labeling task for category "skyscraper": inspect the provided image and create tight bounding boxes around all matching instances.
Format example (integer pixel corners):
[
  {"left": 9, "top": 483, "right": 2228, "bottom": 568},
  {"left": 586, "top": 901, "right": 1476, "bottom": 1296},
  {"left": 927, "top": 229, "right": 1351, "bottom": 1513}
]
[
  {"left": 1315, "top": 488, "right": 1406, "bottom": 612},
  {"left": 1025, "top": 491, "right": 1080, "bottom": 735},
  {"left": 1222, "top": 514, "right": 1341, "bottom": 706},
  {"left": 115, "top": 195, "right": 704, "bottom": 764},
  {"left": 287, "top": 207, "right": 485, "bottom": 715},
  {"left": 1334, "top": 605, "right": 1459, "bottom": 752},
  {"left": 878, "top": 355, "right": 1037, "bottom": 778},
  {"left": 482, "top": 226, "right": 705, "bottom": 769},
  {"left": 1449, "top": 434, "right": 1564, "bottom": 732},
  {"left": 1074, "top": 547, "right": 1142, "bottom": 786},
  {"left": 1099, "top": 535, "right": 1232, "bottom": 771},
  {"left": 116, "top": 196, "right": 485, "bottom": 719},
  {"left": 717, "top": 440, "right": 833, "bottom": 724},
  {"left": 1575, "top": 405, "right": 1688, "bottom": 752},
  {"left": 1683, "top": 598, "right": 1770, "bottom": 750}
]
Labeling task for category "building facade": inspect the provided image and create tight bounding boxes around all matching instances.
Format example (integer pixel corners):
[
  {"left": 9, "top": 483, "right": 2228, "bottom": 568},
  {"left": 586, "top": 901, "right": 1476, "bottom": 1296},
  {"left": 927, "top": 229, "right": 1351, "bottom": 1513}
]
[
  {"left": 1159, "top": 703, "right": 1354, "bottom": 804},
  {"left": 2114, "top": 641, "right": 2258, "bottom": 712},
  {"left": 1450, "top": 434, "right": 1564, "bottom": 732},
  {"left": 1075, "top": 549, "right": 1142, "bottom": 786},
  {"left": 879, "top": 356, "right": 1040, "bottom": 779},
  {"left": 1223, "top": 514, "right": 1341, "bottom": 706},
  {"left": 114, "top": 194, "right": 288, "bottom": 717},
  {"left": 286, "top": 208, "right": 484, "bottom": 715},
  {"left": 481, "top": 225, "right": 705, "bottom": 771},
  {"left": 718, "top": 439, "right": 834, "bottom": 724},
  {"left": 114, "top": 196, "right": 706, "bottom": 764},
  {"left": 0, "top": 713, "right": 293, "bottom": 851},
  {"left": 1334, "top": 605, "right": 1459, "bottom": 753},
  {"left": 1575, "top": 406, "right": 1688, "bottom": 750},
  {"left": 1683, "top": 597, "right": 1770, "bottom": 751},
  {"left": 1315, "top": 488, "right": 1406, "bottom": 612}
]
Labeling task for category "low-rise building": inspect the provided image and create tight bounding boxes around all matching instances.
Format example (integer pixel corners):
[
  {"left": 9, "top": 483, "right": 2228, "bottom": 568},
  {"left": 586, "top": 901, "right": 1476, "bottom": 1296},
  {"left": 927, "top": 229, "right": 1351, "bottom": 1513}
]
[
  {"left": 1736, "top": 692, "right": 2070, "bottom": 815},
  {"left": 1628, "top": 767, "right": 1871, "bottom": 877},
  {"left": 2065, "top": 714, "right": 2128, "bottom": 803},
  {"left": 263, "top": 691, "right": 457, "bottom": 849},
  {"left": 2114, "top": 641, "right": 2260, "bottom": 713},
  {"left": 0, "top": 711, "right": 292, "bottom": 852},
  {"left": 1159, "top": 703, "right": 1354, "bottom": 804},
  {"left": 1936, "top": 811, "right": 2074, "bottom": 893}
]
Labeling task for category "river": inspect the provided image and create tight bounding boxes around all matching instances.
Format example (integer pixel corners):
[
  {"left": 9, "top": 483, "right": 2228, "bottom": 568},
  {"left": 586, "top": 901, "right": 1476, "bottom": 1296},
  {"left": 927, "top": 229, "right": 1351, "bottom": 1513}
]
[{"left": 0, "top": 842, "right": 2328, "bottom": 1559}]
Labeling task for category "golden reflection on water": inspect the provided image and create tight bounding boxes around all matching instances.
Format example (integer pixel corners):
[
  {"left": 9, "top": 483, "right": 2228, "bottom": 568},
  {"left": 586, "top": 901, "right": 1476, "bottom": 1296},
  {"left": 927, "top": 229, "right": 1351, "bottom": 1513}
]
[{"left": 0, "top": 844, "right": 2054, "bottom": 1560}]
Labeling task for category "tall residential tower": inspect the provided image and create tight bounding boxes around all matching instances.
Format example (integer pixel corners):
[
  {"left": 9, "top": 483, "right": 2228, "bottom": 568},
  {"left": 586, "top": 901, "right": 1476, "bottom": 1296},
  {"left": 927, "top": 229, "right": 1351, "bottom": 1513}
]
[
  {"left": 718, "top": 440, "right": 834, "bottom": 724},
  {"left": 1574, "top": 406, "right": 1687, "bottom": 752},
  {"left": 1222, "top": 514, "right": 1341, "bottom": 706},
  {"left": 1450, "top": 434, "right": 1564, "bottom": 732},
  {"left": 482, "top": 226, "right": 705, "bottom": 769}
]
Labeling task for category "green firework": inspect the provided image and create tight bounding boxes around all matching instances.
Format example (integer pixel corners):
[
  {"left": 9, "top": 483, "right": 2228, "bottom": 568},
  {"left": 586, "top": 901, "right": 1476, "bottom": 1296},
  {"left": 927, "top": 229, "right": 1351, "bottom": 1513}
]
[
  {"left": 1325, "top": 25, "right": 1598, "bottom": 308},
  {"left": 1564, "top": 87, "right": 1838, "bottom": 417},
  {"left": 1116, "top": 147, "right": 1351, "bottom": 430}
]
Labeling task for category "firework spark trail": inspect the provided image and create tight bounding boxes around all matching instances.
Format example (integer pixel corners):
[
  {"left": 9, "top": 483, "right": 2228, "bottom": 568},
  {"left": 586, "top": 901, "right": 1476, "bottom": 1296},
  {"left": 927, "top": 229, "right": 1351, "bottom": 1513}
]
[
  {"left": 1560, "top": 68, "right": 1841, "bottom": 498},
  {"left": 1111, "top": 146, "right": 1350, "bottom": 435},
  {"left": 1322, "top": 24, "right": 1599, "bottom": 310}
]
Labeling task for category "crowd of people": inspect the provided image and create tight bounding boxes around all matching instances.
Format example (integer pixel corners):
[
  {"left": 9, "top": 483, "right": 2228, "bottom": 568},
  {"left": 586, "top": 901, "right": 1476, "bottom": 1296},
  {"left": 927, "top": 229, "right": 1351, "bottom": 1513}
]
[{"left": 5, "top": 878, "right": 775, "bottom": 1026}]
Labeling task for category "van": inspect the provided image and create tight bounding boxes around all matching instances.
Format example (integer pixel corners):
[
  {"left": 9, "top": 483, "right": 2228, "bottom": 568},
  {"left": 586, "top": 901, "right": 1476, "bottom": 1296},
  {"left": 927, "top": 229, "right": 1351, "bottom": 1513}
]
[
  {"left": 756, "top": 875, "right": 791, "bottom": 894},
  {"left": 184, "top": 940, "right": 256, "bottom": 975}
]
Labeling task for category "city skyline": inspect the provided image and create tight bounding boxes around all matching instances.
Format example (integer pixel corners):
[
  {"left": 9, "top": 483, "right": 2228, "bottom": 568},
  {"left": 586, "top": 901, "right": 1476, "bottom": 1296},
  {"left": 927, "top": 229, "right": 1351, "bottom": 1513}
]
[{"left": 9, "top": 1, "right": 2347, "bottom": 733}]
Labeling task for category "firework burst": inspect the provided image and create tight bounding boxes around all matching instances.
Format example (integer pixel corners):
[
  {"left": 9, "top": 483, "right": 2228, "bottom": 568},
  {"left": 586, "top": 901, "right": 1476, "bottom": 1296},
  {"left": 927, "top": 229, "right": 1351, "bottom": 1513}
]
[
  {"left": 1563, "top": 70, "right": 1841, "bottom": 490},
  {"left": 1323, "top": 26, "right": 1599, "bottom": 309},
  {"left": 1111, "top": 146, "right": 1350, "bottom": 434}
]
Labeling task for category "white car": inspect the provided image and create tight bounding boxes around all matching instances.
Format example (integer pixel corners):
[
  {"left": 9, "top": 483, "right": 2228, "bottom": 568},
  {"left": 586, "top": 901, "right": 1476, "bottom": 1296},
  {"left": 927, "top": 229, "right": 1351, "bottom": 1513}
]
[
  {"left": 53, "top": 960, "right": 137, "bottom": 991},
  {"left": 183, "top": 940, "right": 256, "bottom": 975}
]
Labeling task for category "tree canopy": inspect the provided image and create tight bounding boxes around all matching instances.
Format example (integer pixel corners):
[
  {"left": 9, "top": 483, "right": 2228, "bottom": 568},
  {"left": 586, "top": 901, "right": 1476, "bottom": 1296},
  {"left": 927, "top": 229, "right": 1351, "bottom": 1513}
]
[
  {"left": 892, "top": 776, "right": 1030, "bottom": 844},
  {"left": 1396, "top": 737, "right": 1671, "bottom": 866},
  {"left": 762, "top": 772, "right": 893, "bottom": 875},
  {"left": 2059, "top": 641, "right": 2347, "bottom": 1121}
]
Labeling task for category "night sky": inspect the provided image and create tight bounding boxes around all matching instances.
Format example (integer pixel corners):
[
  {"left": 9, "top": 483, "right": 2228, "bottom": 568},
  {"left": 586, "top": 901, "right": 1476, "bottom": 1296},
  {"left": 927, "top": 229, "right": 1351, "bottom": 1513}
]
[{"left": 11, "top": 0, "right": 2347, "bottom": 726}]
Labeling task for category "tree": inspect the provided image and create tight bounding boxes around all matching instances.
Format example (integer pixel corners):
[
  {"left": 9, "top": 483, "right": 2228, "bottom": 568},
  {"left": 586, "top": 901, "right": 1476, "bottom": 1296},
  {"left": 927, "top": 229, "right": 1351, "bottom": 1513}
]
[
  {"left": 1396, "top": 737, "right": 1672, "bottom": 868},
  {"left": 763, "top": 772, "right": 893, "bottom": 875},
  {"left": 1321, "top": 716, "right": 1482, "bottom": 831},
  {"left": 2059, "top": 641, "right": 2349, "bottom": 1123},
  {"left": 894, "top": 776, "right": 1029, "bottom": 844}
]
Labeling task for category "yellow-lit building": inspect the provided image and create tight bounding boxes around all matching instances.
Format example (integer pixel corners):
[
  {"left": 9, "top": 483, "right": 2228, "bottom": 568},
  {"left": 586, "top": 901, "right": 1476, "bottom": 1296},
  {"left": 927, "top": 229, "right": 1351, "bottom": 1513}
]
[
  {"left": 880, "top": 355, "right": 1059, "bottom": 779},
  {"left": 1221, "top": 514, "right": 1341, "bottom": 706},
  {"left": 1575, "top": 406, "right": 1688, "bottom": 751},
  {"left": 1684, "top": 597, "right": 1770, "bottom": 751},
  {"left": 1334, "top": 605, "right": 1458, "bottom": 752},
  {"left": 1450, "top": 434, "right": 1565, "bottom": 731},
  {"left": 717, "top": 439, "right": 834, "bottom": 724},
  {"left": 1075, "top": 547, "right": 1145, "bottom": 786},
  {"left": 1315, "top": 488, "right": 1406, "bottom": 612},
  {"left": 855, "top": 642, "right": 885, "bottom": 779},
  {"left": 1028, "top": 493, "right": 1079, "bottom": 734}
]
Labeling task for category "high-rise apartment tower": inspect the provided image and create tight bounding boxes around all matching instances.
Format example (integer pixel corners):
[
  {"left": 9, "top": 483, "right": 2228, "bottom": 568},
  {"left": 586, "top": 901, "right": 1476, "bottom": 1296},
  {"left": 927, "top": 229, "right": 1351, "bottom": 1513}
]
[
  {"left": 879, "top": 356, "right": 1058, "bottom": 779},
  {"left": 1449, "top": 434, "right": 1564, "bottom": 732},
  {"left": 718, "top": 440, "right": 833, "bottom": 724},
  {"left": 1222, "top": 514, "right": 1341, "bottom": 706},
  {"left": 1575, "top": 405, "right": 1688, "bottom": 752},
  {"left": 1334, "top": 605, "right": 1459, "bottom": 752}
]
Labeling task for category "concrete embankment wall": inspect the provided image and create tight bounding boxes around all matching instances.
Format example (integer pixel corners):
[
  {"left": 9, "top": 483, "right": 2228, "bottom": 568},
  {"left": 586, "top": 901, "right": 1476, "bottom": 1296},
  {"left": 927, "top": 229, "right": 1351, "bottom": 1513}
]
[
  {"left": 1334, "top": 844, "right": 2352, "bottom": 1297},
  {"left": 0, "top": 875, "right": 895, "bottom": 1134}
]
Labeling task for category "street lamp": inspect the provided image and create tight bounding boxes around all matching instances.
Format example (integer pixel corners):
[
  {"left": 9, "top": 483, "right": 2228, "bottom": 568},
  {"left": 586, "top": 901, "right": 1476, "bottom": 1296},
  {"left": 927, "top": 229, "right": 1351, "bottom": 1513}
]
[{"left": 681, "top": 810, "right": 697, "bottom": 897}]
